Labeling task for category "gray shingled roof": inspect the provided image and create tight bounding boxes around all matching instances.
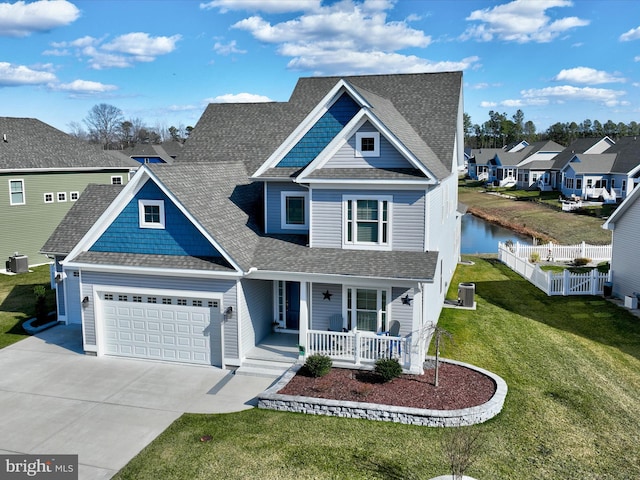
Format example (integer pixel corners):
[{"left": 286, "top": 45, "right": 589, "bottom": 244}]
[
  {"left": 0, "top": 117, "right": 138, "bottom": 170},
  {"left": 180, "top": 72, "right": 461, "bottom": 181},
  {"left": 41, "top": 184, "right": 124, "bottom": 255},
  {"left": 306, "top": 168, "right": 426, "bottom": 180},
  {"left": 608, "top": 137, "right": 640, "bottom": 174},
  {"left": 73, "top": 251, "right": 234, "bottom": 272},
  {"left": 566, "top": 154, "right": 617, "bottom": 174}
]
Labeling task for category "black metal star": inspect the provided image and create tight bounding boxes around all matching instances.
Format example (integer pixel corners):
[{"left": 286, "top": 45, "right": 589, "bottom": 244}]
[
  {"left": 401, "top": 295, "right": 412, "bottom": 305},
  {"left": 323, "top": 290, "right": 333, "bottom": 300}
]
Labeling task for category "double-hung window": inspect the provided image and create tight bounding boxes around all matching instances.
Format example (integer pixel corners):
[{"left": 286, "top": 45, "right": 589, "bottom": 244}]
[
  {"left": 138, "top": 199, "right": 165, "bottom": 229},
  {"left": 345, "top": 287, "right": 389, "bottom": 332},
  {"left": 281, "top": 191, "right": 308, "bottom": 230},
  {"left": 9, "top": 179, "right": 25, "bottom": 205},
  {"left": 343, "top": 195, "right": 391, "bottom": 249}
]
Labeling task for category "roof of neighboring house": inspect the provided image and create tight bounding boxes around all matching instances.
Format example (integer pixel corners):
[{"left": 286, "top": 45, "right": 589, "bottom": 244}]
[
  {"left": 564, "top": 154, "right": 617, "bottom": 174},
  {"left": 608, "top": 136, "right": 640, "bottom": 174},
  {"left": 0, "top": 117, "right": 138, "bottom": 171},
  {"left": 41, "top": 183, "right": 124, "bottom": 255},
  {"left": 181, "top": 72, "right": 461, "bottom": 181},
  {"left": 470, "top": 148, "right": 503, "bottom": 165},
  {"left": 549, "top": 137, "right": 610, "bottom": 170},
  {"left": 122, "top": 143, "right": 182, "bottom": 163}
]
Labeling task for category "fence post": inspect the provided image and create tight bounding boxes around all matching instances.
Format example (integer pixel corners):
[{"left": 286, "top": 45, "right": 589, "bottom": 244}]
[
  {"left": 590, "top": 269, "right": 598, "bottom": 295},
  {"left": 354, "top": 331, "right": 361, "bottom": 365},
  {"left": 581, "top": 241, "right": 586, "bottom": 258},
  {"left": 563, "top": 269, "right": 570, "bottom": 296}
]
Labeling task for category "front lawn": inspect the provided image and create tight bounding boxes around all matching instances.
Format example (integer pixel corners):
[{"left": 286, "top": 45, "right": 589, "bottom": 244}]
[
  {"left": 0, "top": 265, "right": 55, "bottom": 349},
  {"left": 115, "top": 257, "right": 640, "bottom": 479}
]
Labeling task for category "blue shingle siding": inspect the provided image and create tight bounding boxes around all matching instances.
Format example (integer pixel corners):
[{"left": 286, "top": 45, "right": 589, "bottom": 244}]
[
  {"left": 276, "top": 93, "right": 360, "bottom": 168},
  {"left": 90, "top": 180, "right": 221, "bottom": 257}
]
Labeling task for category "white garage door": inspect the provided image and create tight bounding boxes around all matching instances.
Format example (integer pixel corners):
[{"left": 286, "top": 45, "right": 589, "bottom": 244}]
[{"left": 101, "top": 292, "right": 220, "bottom": 365}]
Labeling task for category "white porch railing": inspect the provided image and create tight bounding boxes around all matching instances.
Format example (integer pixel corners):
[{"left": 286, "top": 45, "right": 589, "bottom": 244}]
[
  {"left": 499, "top": 242, "right": 610, "bottom": 296},
  {"left": 307, "top": 329, "right": 411, "bottom": 369}
]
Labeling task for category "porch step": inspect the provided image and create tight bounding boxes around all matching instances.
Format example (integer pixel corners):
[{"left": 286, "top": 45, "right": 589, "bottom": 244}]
[{"left": 234, "top": 358, "right": 297, "bottom": 378}]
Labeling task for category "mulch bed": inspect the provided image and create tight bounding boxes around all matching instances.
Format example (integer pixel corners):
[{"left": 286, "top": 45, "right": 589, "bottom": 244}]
[{"left": 278, "top": 363, "right": 496, "bottom": 410}]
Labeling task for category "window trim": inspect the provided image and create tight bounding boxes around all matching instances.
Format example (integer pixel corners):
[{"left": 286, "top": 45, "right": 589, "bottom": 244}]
[
  {"left": 344, "top": 285, "right": 391, "bottom": 333},
  {"left": 138, "top": 199, "right": 165, "bottom": 229},
  {"left": 280, "top": 191, "right": 309, "bottom": 230},
  {"left": 342, "top": 195, "right": 392, "bottom": 250},
  {"left": 44, "top": 192, "right": 54, "bottom": 204},
  {"left": 70, "top": 191, "right": 79, "bottom": 201},
  {"left": 111, "top": 176, "right": 123, "bottom": 185},
  {"left": 355, "top": 132, "right": 380, "bottom": 157},
  {"left": 8, "top": 179, "right": 25, "bottom": 206},
  {"left": 57, "top": 192, "right": 67, "bottom": 203}
]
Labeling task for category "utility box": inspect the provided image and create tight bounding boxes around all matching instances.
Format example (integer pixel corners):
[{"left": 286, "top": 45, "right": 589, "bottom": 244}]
[
  {"left": 624, "top": 295, "right": 638, "bottom": 310},
  {"left": 458, "top": 282, "right": 476, "bottom": 307},
  {"left": 7, "top": 254, "right": 28, "bottom": 274}
]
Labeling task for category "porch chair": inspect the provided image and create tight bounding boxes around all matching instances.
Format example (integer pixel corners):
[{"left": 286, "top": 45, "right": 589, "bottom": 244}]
[
  {"left": 328, "top": 314, "right": 345, "bottom": 332},
  {"left": 382, "top": 320, "right": 401, "bottom": 359}
]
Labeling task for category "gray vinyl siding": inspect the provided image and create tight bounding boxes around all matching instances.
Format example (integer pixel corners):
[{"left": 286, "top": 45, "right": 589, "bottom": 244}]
[
  {"left": 65, "top": 270, "right": 82, "bottom": 324},
  {"left": 323, "top": 123, "right": 413, "bottom": 169},
  {"left": 79, "top": 271, "right": 238, "bottom": 358},
  {"left": 311, "top": 283, "right": 343, "bottom": 330},
  {"left": 239, "top": 279, "right": 273, "bottom": 355},
  {"left": 391, "top": 287, "right": 414, "bottom": 336},
  {"left": 611, "top": 198, "right": 640, "bottom": 298},
  {"left": 265, "top": 181, "right": 308, "bottom": 234},
  {"left": 310, "top": 189, "right": 425, "bottom": 251}
]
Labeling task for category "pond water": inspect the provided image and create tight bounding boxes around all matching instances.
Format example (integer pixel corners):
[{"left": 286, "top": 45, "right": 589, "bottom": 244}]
[{"left": 461, "top": 214, "right": 531, "bottom": 254}]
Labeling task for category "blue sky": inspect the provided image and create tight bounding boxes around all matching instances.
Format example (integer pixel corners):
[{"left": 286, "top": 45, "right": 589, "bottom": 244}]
[{"left": 1, "top": 0, "right": 639, "bottom": 135}]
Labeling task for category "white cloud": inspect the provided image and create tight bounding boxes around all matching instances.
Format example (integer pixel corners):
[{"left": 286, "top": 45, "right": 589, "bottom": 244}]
[
  {"left": 521, "top": 85, "right": 627, "bottom": 107},
  {"left": 52, "top": 79, "right": 117, "bottom": 94},
  {"left": 47, "top": 33, "right": 181, "bottom": 69},
  {"left": 462, "top": 0, "right": 589, "bottom": 43},
  {"left": 200, "top": 0, "right": 321, "bottom": 13},
  {"left": 227, "top": 1, "right": 468, "bottom": 75},
  {"left": 554, "top": 67, "right": 625, "bottom": 84},
  {"left": 480, "top": 101, "right": 497, "bottom": 108},
  {"left": 620, "top": 26, "right": 640, "bottom": 42},
  {"left": 0, "top": 0, "right": 79, "bottom": 37},
  {"left": 213, "top": 40, "right": 247, "bottom": 55},
  {"left": 206, "top": 93, "right": 272, "bottom": 103},
  {"left": 0, "top": 62, "right": 57, "bottom": 86}
]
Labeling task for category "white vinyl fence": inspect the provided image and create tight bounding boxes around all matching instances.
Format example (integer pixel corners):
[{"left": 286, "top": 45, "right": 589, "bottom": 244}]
[{"left": 499, "top": 242, "right": 611, "bottom": 296}]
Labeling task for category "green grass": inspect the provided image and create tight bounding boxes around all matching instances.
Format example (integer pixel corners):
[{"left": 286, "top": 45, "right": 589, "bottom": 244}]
[
  {"left": 0, "top": 265, "right": 55, "bottom": 349},
  {"left": 115, "top": 258, "right": 640, "bottom": 479}
]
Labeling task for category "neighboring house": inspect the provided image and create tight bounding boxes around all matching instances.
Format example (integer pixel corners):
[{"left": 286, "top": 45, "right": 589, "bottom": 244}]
[
  {"left": 602, "top": 183, "right": 640, "bottom": 299},
  {"left": 123, "top": 142, "right": 182, "bottom": 164},
  {"left": 0, "top": 117, "right": 138, "bottom": 266},
  {"left": 559, "top": 137, "right": 640, "bottom": 202},
  {"left": 42, "top": 72, "right": 464, "bottom": 374}
]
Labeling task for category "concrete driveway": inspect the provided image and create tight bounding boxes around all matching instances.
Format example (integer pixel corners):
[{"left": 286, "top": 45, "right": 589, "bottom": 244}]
[{"left": 0, "top": 324, "right": 274, "bottom": 480}]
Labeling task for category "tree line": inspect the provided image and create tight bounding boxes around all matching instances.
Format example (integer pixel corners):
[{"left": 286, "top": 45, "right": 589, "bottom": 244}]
[
  {"left": 465, "top": 109, "right": 640, "bottom": 148},
  {"left": 69, "top": 103, "right": 193, "bottom": 150}
]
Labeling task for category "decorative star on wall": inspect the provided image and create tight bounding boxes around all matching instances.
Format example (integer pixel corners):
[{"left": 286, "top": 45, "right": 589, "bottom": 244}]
[
  {"left": 402, "top": 295, "right": 412, "bottom": 305},
  {"left": 323, "top": 290, "right": 333, "bottom": 300}
]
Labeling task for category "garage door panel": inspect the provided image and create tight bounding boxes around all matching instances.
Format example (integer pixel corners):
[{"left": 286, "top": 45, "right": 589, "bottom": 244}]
[{"left": 102, "top": 292, "right": 219, "bottom": 366}]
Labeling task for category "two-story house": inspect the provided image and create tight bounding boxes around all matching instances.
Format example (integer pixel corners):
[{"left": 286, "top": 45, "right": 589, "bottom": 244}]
[
  {"left": 42, "top": 72, "right": 464, "bottom": 374},
  {"left": 1, "top": 117, "right": 138, "bottom": 267}
]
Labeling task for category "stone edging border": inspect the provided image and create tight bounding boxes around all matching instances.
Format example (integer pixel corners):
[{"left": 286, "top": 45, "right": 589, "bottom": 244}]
[{"left": 257, "top": 357, "right": 507, "bottom": 427}]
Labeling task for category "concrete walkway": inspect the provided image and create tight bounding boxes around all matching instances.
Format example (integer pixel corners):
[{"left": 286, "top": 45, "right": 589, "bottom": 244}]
[{"left": 0, "top": 324, "right": 274, "bottom": 480}]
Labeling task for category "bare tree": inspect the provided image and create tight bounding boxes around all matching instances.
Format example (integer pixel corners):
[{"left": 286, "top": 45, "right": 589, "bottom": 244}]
[
  {"left": 84, "top": 104, "right": 124, "bottom": 149},
  {"left": 441, "top": 426, "right": 483, "bottom": 479},
  {"left": 67, "top": 121, "right": 88, "bottom": 141}
]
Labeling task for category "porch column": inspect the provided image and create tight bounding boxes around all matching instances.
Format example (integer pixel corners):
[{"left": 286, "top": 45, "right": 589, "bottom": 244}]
[
  {"left": 409, "top": 288, "right": 425, "bottom": 374},
  {"left": 298, "top": 281, "right": 309, "bottom": 360}
]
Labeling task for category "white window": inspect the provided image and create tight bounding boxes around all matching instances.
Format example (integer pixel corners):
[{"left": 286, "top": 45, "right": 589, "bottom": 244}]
[
  {"left": 345, "top": 287, "right": 389, "bottom": 332},
  {"left": 70, "top": 191, "right": 79, "bottom": 201},
  {"left": 44, "top": 193, "right": 54, "bottom": 203},
  {"left": 9, "top": 179, "right": 25, "bottom": 205},
  {"left": 280, "top": 191, "right": 309, "bottom": 229},
  {"left": 355, "top": 132, "right": 380, "bottom": 157},
  {"left": 57, "top": 192, "right": 67, "bottom": 202},
  {"left": 138, "top": 199, "right": 165, "bottom": 229},
  {"left": 343, "top": 195, "right": 391, "bottom": 249},
  {"left": 111, "top": 176, "right": 123, "bottom": 185}
]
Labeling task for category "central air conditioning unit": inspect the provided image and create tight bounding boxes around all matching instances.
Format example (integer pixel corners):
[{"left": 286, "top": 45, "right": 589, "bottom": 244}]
[
  {"left": 458, "top": 282, "right": 476, "bottom": 308},
  {"left": 7, "top": 254, "right": 28, "bottom": 274}
]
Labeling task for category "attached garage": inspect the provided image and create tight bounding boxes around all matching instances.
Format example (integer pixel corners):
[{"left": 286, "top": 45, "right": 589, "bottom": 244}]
[{"left": 99, "top": 291, "right": 222, "bottom": 366}]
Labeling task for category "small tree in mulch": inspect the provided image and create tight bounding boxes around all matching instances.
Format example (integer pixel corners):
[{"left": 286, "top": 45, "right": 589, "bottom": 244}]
[
  {"left": 420, "top": 323, "right": 454, "bottom": 387},
  {"left": 441, "top": 426, "right": 482, "bottom": 480},
  {"left": 33, "top": 285, "right": 49, "bottom": 325}
]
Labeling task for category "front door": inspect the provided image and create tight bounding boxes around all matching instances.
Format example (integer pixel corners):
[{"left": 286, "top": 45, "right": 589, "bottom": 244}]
[{"left": 285, "top": 281, "right": 300, "bottom": 330}]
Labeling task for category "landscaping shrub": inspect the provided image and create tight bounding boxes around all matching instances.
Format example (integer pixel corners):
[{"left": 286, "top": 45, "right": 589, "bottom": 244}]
[
  {"left": 304, "top": 354, "right": 332, "bottom": 377},
  {"left": 529, "top": 251, "right": 540, "bottom": 263},
  {"left": 574, "top": 257, "right": 591, "bottom": 266},
  {"left": 374, "top": 358, "right": 402, "bottom": 382}
]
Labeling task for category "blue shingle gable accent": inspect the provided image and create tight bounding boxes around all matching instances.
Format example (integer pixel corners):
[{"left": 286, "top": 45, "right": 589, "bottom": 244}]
[
  {"left": 276, "top": 92, "right": 360, "bottom": 168},
  {"left": 89, "top": 180, "right": 221, "bottom": 257}
]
